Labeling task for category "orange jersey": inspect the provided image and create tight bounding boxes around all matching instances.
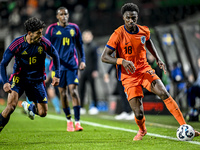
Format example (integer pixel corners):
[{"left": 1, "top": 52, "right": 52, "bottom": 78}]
[{"left": 106, "top": 24, "right": 151, "bottom": 82}]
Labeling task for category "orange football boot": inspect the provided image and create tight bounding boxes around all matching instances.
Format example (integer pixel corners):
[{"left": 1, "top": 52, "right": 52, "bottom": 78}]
[
  {"left": 75, "top": 123, "right": 83, "bottom": 131},
  {"left": 67, "top": 121, "right": 74, "bottom": 132}
]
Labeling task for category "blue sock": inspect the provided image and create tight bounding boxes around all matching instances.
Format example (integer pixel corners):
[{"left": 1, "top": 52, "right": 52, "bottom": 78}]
[
  {"left": 0, "top": 113, "right": 10, "bottom": 132},
  {"left": 73, "top": 106, "right": 81, "bottom": 121},
  {"left": 63, "top": 107, "right": 71, "bottom": 120},
  {"left": 28, "top": 104, "right": 36, "bottom": 114},
  {"left": 52, "top": 96, "right": 61, "bottom": 114},
  {"left": 26, "top": 97, "right": 33, "bottom": 104}
]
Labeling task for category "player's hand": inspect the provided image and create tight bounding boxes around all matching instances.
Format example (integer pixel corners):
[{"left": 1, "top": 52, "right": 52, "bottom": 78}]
[
  {"left": 3, "top": 82, "right": 12, "bottom": 93},
  {"left": 122, "top": 60, "right": 136, "bottom": 74},
  {"left": 157, "top": 59, "right": 167, "bottom": 74},
  {"left": 79, "top": 62, "right": 86, "bottom": 70},
  {"left": 51, "top": 77, "right": 60, "bottom": 86}
]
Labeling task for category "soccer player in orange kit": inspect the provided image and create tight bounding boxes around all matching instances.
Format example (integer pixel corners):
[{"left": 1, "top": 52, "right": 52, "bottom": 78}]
[{"left": 101, "top": 3, "right": 200, "bottom": 141}]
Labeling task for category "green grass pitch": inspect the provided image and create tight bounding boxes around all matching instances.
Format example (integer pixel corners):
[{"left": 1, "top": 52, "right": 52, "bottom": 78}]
[{"left": 0, "top": 105, "right": 200, "bottom": 150}]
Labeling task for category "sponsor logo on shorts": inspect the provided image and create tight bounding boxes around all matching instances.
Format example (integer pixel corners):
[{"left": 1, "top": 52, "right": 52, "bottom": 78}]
[
  {"left": 74, "top": 78, "right": 79, "bottom": 83},
  {"left": 43, "top": 97, "right": 47, "bottom": 101},
  {"left": 146, "top": 69, "right": 155, "bottom": 75}
]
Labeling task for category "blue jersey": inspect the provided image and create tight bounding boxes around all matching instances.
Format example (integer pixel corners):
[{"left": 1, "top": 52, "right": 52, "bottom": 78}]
[
  {"left": 45, "top": 22, "right": 85, "bottom": 70},
  {"left": 0, "top": 35, "right": 60, "bottom": 84}
]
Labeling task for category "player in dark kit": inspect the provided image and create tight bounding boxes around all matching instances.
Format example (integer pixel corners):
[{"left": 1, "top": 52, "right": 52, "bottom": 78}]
[
  {"left": 0, "top": 17, "right": 60, "bottom": 132},
  {"left": 45, "top": 7, "right": 85, "bottom": 131}
]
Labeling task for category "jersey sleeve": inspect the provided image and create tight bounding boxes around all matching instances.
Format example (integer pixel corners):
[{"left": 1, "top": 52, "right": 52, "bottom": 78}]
[
  {"left": 106, "top": 31, "right": 120, "bottom": 51},
  {"left": 74, "top": 24, "right": 85, "bottom": 62},
  {"left": 0, "top": 47, "right": 15, "bottom": 84},
  {"left": 75, "top": 26, "right": 85, "bottom": 63},
  {"left": 144, "top": 26, "right": 150, "bottom": 41},
  {"left": 43, "top": 38, "right": 60, "bottom": 78},
  {"left": 45, "top": 25, "right": 53, "bottom": 40}
]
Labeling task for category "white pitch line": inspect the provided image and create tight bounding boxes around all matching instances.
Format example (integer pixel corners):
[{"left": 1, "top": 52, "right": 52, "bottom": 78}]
[
  {"left": 99, "top": 115, "right": 178, "bottom": 129},
  {"left": 0, "top": 106, "right": 199, "bottom": 145},
  {"left": 46, "top": 114, "right": 200, "bottom": 145}
]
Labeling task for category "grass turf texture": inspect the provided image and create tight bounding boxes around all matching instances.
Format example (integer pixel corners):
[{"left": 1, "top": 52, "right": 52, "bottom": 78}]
[{"left": 0, "top": 106, "right": 200, "bottom": 150}]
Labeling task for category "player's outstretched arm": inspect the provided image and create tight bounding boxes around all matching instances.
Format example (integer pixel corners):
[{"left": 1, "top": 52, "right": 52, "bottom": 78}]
[
  {"left": 156, "top": 59, "right": 167, "bottom": 74},
  {"left": 146, "top": 39, "right": 166, "bottom": 74},
  {"left": 145, "top": 39, "right": 160, "bottom": 61}
]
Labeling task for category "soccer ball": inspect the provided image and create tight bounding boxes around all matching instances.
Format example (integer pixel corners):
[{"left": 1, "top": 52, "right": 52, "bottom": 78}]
[{"left": 176, "top": 124, "right": 195, "bottom": 141}]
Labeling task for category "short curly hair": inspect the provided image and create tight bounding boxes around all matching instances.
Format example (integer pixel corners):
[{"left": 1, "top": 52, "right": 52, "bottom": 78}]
[
  {"left": 24, "top": 17, "right": 46, "bottom": 32},
  {"left": 56, "top": 7, "right": 68, "bottom": 15},
  {"left": 121, "top": 3, "right": 139, "bottom": 15}
]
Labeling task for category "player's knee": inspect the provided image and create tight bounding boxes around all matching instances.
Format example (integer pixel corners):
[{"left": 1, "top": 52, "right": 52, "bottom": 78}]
[
  {"left": 38, "top": 110, "right": 47, "bottom": 117},
  {"left": 39, "top": 112, "right": 47, "bottom": 117},
  {"left": 158, "top": 89, "right": 169, "bottom": 100},
  {"left": 134, "top": 111, "right": 143, "bottom": 120},
  {"left": 70, "top": 89, "right": 78, "bottom": 98},
  {"left": 135, "top": 113, "right": 143, "bottom": 120},
  {"left": 7, "top": 103, "right": 17, "bottom": 114},
  {"left": 59, "top": 89, "right": 66, "bottom": 97}
]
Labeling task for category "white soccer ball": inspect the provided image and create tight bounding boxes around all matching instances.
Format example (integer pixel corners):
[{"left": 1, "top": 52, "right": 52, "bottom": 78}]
[{"left": 176, "top": 124, "right": 195, "bottom": 141}]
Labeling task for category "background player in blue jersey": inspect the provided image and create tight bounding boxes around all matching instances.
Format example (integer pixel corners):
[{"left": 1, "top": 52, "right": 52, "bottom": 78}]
[
  {"left": 45, "top": 7, "right": 86, "bottom": 132},
  {"left": 0, "top": 17, "right": 60, "bottom": 132}
]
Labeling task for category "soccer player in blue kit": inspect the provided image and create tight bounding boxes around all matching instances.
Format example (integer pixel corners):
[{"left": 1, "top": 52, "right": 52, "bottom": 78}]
[
  {"left": 45, "top": 7, "right": 86, "bottom": 131},
  {"left": 0, "top": 17, "right": 60, "bottom": 132}
]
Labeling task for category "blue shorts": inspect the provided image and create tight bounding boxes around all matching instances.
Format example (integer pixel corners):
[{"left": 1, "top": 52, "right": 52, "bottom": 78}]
[
  {"left": 10, "top": 75, "right": 48, "bottom": 104},
  {"left": 59, "top": 69, "right": 79, "bottom": 88}
]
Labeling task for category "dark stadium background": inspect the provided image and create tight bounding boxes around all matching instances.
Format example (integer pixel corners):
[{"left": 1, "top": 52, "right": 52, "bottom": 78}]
[{"left": 0, "top": 0, "right": 200, "bottom": 115}]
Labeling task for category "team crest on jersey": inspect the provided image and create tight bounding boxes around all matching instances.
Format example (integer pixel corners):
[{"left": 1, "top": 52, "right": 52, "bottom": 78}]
[
  {"left": 38, "top": 46, "right": 43, "bottom": 54},
  {"left": 70, "top": 29, "right": 75, "bottom": 37},
  {"left": 141, "top": 36, "right": 146, "bottom": 44}
]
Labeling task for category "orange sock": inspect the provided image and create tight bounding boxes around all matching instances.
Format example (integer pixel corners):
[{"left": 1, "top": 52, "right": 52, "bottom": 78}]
[
  {"left": 134, "top": 116, "right": 146, "bottom": 131},
  {"left": 163, "top": 96, "right": 186, "bottom": 125}
]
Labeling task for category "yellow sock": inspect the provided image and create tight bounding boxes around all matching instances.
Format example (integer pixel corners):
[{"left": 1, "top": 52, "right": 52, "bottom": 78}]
[
  {"left": 163, "top": 96, "right": 186, "bottom": 125},
  {"left": 135, "top": 116, "right": 146, "bottom": 131}
]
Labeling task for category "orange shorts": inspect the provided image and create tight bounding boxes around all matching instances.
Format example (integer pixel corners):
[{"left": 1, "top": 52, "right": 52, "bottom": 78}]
[{"left": 122, "top": 66, "right": 160, "bottom": 101}]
